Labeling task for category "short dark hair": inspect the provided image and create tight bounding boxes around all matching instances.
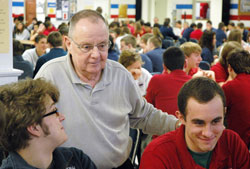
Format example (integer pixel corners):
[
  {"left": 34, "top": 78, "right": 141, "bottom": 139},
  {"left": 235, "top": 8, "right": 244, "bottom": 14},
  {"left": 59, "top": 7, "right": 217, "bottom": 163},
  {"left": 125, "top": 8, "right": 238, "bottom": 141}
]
[
  {"left": 197, "top": 23, "right": 203, "bottom": 29},
  {"left": 163, "top": 46, "right": 185, "bottom": 71},
  {"left": 13, "top": 40, "right": 24, "bottom": 56},
  {"left": 121, "top": 35, "right": 136, "bottom": 48},
  {"left": 35, "top": 34, "right": 47, "bottom": 43},
  {"left": 178, "top": 77, "right": 226, "bottom": 119},
  {"left": 207, "top": 20, "right": 212, "bottom": 25},
  {"left": 47, "top": 31, "right": 63, "bottom": 47},
  {"left": 218, "top": 22, "right": 225, "bottom": 29},
  {"left": 0, "top": 78, "right": 59, "bottom": 152},
  {"left": 227, "top": 49, "right": 250, "bottom": 74}
]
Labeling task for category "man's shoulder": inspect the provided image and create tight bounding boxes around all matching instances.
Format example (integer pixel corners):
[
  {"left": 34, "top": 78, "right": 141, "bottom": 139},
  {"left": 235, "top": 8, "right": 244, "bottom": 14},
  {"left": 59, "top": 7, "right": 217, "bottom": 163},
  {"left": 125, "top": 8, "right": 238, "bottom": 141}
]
[
  {"left": 144, "top": 129, "right": 177, "bottom": 153},
  {"left": 23, "top": 48, "right": 35, "bottom": 55},
  {"left": 35, "top": 55, "right": 67, "bottom": 78}
]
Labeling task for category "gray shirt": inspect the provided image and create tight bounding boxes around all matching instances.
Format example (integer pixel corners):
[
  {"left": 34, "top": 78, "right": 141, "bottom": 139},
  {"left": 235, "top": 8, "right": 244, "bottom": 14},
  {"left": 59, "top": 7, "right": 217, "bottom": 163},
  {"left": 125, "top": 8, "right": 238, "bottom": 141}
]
[{"left": 35, "top": 53, "right": 177, "bottom": 169}]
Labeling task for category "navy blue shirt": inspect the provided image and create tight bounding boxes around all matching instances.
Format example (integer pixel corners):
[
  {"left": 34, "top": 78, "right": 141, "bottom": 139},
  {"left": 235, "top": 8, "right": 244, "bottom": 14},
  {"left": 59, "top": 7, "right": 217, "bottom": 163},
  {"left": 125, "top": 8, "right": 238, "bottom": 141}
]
[
  {"left": 216, "top": 29, "right": 227, "bottom": 47},
  {"left": 33, "top": 48, "right": 67, "bottom": 77},
  {"left": 145, "top": 48, "right": 164, "bottom": 73},
  {"left": 13, "top": 55, "right": 33, "bottom": 80},
  {"left": 0, "top": 147, "right": 97, "bottom": 169},
  {"left": 182, "top": 27, "right": 194, "bottom": 41},
  {"left": 141, "top": 54, "right": 153, "bottom": 73}
]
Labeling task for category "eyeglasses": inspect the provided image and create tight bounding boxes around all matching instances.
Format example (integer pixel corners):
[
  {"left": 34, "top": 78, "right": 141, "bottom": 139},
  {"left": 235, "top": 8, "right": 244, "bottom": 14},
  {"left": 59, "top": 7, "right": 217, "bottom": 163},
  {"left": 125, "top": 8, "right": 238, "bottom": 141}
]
[
  {"left": 70, "top": 38, "right": 111, "bottom": 53},
  {"left": 42, "top": 110, "right": 59, "bottom": 118}
]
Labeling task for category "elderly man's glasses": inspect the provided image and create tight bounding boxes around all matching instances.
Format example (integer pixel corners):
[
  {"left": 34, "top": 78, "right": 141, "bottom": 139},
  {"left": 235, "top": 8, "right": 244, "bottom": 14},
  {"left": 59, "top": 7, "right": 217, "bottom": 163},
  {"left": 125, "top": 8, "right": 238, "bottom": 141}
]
[
  {"left": 70, "top": 38, "right": 111, "bottom": 53},
  {"left": 42, "top": 110, "right": 59, "bottom": 118}
]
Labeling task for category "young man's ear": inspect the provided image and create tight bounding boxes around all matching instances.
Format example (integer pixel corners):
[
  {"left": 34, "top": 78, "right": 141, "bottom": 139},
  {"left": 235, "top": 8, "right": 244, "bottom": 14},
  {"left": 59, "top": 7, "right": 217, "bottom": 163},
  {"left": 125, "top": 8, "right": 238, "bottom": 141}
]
[
  {"left": 175, "top": 111, "right": 185, "bottom": 125},
  {"left": 27, "top": 124, "right": 42, "bottom": 137}
]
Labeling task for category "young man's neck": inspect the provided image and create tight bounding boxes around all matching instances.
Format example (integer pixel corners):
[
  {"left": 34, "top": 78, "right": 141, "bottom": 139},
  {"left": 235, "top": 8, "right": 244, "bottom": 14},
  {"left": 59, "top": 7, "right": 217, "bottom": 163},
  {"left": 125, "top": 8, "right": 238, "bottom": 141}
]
[
  {"left": 17, "top": 143, "right": 53, "bottom": 169},
  {"left": 36, "top": 48, "right": 45, "bottom": 57}
]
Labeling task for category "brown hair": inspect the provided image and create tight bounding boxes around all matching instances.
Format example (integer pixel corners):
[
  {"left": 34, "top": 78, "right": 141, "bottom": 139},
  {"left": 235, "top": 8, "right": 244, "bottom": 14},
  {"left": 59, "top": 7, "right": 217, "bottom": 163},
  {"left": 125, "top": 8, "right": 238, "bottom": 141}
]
[
  {"left": 0, "top": 78, "right": 59, "bottom": 152},
  {"left": 219, "top": 41, "right": 243, "bottom": 68},
  {"left": 119, "top": 49, "right": 143, "bottom": 68},
  {"left": 180, "top": 42, "right": 202, "bottom": 57}
]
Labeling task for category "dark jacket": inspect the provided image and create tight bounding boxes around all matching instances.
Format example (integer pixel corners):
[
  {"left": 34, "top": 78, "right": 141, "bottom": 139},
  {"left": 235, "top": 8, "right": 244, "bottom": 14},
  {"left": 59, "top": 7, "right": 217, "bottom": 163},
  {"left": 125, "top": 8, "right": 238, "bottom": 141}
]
[
  {"left": 145, "top": 48, "right": 164, "bottom": 73},
  {"left": 33, "top": 48, "right": 67, "bottom": 77},
  {"left": 0, "top": 147, "right": 97, "bottom": 169},
  {"left": 13, "top": 55, "right": 33, "bottom": 80}
]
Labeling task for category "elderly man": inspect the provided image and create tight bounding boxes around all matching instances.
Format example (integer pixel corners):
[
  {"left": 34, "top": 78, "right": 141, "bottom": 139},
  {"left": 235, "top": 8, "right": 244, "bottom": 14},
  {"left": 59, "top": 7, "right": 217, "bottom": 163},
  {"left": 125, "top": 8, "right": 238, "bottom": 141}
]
[
  {"left": 35, "top": 10, "right": 179, "bottom": 169},
  {"left": 0, "top": 79, "right": 96, "bottom": 169}
]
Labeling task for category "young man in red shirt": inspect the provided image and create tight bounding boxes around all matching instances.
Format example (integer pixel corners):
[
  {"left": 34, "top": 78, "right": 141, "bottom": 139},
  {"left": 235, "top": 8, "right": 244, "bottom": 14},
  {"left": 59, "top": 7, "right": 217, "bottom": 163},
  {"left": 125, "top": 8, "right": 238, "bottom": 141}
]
[
  {"left": 146, "top": 46, "right": 191, "bottom": 115},
  {"left": 222, "top": 49, "right": 250, "bottom": 149},
  {"left": 140, "top": 77, "right": 250, "bottom": 169}
]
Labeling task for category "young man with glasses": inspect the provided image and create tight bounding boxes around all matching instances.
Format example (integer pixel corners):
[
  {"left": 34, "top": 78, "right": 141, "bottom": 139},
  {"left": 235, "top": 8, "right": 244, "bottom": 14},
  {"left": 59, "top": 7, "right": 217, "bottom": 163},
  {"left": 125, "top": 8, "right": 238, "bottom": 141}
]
[
  {"left": 0, "top": 78, "right": 96, "bottom": 169},
  {"left": 35, "top": 9, "right": 180, "bottom": 169}
]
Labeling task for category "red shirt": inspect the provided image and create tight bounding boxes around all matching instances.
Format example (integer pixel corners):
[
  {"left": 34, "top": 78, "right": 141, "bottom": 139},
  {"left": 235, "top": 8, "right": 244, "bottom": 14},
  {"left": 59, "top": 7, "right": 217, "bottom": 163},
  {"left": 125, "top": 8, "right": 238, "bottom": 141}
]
[
  {"left": 211, "top": 62, "right": 228, "bottom": 83},
  {"left": 188, "top": 67, "right": 199, "bottom": 76},
  {"left": 146, "top": 70, "right": 191, "bottom": 116},
  {"left": 190, "top": 29, "right": 203, "bottom": 41},
  {"left": 140, "top": 125, "right": 250, "bottom": 169},
  {"left": 222, "top": 73, "right": 250, "bottom": 146},
  {"left": 43, "top": 26, "right": 58, "bottom": 36}
]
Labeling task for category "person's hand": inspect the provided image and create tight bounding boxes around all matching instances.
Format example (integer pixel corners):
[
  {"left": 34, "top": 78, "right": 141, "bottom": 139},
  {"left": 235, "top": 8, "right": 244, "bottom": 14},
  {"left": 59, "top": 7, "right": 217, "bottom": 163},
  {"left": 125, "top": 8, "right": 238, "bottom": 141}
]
[
  {"left": 129, "top": 68, "right": 142, "bottom": 80},
  {"left": 192, "top": 70, "right": 215, "bottom": 81}
]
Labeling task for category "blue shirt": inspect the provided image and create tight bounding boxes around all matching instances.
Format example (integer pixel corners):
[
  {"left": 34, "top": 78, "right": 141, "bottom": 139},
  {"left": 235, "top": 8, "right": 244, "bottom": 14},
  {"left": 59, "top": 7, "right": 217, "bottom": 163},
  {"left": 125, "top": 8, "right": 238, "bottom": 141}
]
[
  {"left": 0, "top": 147, "right": 97, "bottom": 169},
  {"left": 33, "top": 48, "right": 67, "bottom": 77}
]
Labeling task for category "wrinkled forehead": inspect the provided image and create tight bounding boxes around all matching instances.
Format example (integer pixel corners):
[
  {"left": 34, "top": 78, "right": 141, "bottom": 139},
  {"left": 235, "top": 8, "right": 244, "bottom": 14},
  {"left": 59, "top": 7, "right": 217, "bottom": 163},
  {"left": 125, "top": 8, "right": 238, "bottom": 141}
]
[{"left": 69, "top": 17, "right": 108, "bottom": 37}]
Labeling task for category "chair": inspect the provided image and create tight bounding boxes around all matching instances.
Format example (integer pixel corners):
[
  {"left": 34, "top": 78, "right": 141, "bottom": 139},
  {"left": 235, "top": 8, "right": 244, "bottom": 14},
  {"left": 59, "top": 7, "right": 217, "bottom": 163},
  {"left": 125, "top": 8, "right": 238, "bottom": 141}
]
[
  {"left": 129, "top": 128, "right": 141, "bottom": 168},
  {"left": 189, "top": 38, "right": 199, "bottom": 43},
  {"left": 175, "top": 37, "right": 186, "bottom": 47},
  {"left": 162, "top": 39, "right": 174, "bottom": 49},
  {"left": 199, "top": 60, "right": 211, "bottom": 70}
]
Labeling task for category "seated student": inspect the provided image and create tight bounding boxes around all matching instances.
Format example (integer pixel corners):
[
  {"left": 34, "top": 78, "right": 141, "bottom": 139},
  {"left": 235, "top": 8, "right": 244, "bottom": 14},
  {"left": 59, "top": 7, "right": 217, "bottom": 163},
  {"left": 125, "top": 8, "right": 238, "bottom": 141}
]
[
  {"left": 140, "top": 77, "right": 250, "bottom": 169},
  {"left": 121, "top": 35, "right": 153, "bottom": 73},
  {"left": 216, "top": 22, "right": 227, "bottom": 48},
  {"left": 22, "top": 34, "right": 48, "bottom": 69},
  {"left": 33, "top": 31, "right": 67, "bottom": 77},
  {"left": 200, "top": 31, "right": 217, "bottom": 65},
  {"left": 14, "top": 22, "right": 30, "bottom": 41},
  {"left": 222, "top": 49, "right": 250, "bottom": 149},
  {"left": 43, "top": 20, "right": 58, "bottom": 36},
  {"left": 190, "top": 22, "right": 203, "bottom": 41},
  {"left": 211, "top": 41, "right": 243, "bottom": 86},
  {"left": 119, "top": 50, "right": 152, "bottom": 96},
  {"left": 0, "top": 78, "right": 97, "bottom": 169},
  {"left": 108, "top": 35, "right": 119, "bottom": 62},
  {"left": 182, "top": 23, "right": 196, "bottom": 41},
  {"left": 180, "top": 42, "right": 202, "bottom": 76},
  {"left": 145, "top": 36, "right": 165, "bottom": 73},
  {"left": 139, "top": 33, "right": 153, "bottom": 54},
  {"left": 13, "top": 40, "right": 33, "bottom": 80},
  {"left": 146, "top": 46, "right": 191, "bottom": 115}
]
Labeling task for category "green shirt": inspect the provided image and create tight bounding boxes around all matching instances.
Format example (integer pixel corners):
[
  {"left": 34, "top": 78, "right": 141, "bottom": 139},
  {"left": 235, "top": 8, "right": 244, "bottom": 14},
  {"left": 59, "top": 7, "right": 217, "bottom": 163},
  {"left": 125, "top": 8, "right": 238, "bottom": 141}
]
[{"left": 188, "top": 149, "right": 213, "bottom": 169}]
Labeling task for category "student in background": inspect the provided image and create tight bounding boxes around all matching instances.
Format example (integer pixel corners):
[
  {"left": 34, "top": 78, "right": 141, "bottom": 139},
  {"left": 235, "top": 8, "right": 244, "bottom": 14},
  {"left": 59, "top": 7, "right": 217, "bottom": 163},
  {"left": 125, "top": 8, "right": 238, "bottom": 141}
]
[
  {"left": 119, "top": 49, "right": 152, "bottom": 96},
  {"left": 22, "top": 34, "right": 47, "bottom": 69},
  {"left": 222, "top": 49, "right": 250, "bottom": 149},
  {"left": 13, "top": 40, "right": 33, "bottom": 80},
  {"left": 33, "top": 31, "right": 66, "bottom": 77}
]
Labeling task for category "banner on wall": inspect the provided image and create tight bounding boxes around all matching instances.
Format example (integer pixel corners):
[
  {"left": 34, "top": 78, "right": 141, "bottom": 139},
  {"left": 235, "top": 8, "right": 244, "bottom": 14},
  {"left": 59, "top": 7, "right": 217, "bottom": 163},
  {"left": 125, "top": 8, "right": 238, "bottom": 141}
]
[
  {"left": 110, "top": 0, "right": 136, "bottom": 19},
  {"left": 12, "top": 1, "right": 24, "bottom": 18},
  {"left": 47, "top": 1, "right": 56, "bottom": 18}
]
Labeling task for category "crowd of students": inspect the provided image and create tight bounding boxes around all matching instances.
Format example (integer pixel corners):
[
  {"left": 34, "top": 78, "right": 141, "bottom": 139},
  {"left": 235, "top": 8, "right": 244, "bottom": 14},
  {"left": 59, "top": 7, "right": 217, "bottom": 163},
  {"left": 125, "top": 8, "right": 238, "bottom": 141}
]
[{"left": 1, "top": 8, "right": 250, "bottom": 169}]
